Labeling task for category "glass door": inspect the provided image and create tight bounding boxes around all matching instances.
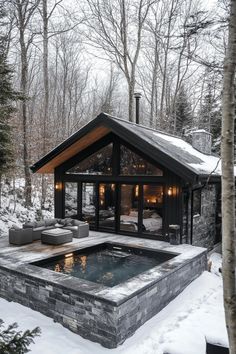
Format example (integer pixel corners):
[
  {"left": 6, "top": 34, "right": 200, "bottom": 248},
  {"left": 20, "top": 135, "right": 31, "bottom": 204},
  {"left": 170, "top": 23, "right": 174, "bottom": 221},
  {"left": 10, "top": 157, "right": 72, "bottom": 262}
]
[
  {"left": 142, "top": 185, "right": 163, "bottom": 237},
  {"left": 65, "top": 182, "right": 78, "bottom": 218},
  {"left": 81, "top": 182, "right": 96, "bottom": 228},
  {"left": 119, "top": 184, "right": 139, "bottom": 233},
  {"left": 98, "top": 183, "right": 116, "bottom": 231}
]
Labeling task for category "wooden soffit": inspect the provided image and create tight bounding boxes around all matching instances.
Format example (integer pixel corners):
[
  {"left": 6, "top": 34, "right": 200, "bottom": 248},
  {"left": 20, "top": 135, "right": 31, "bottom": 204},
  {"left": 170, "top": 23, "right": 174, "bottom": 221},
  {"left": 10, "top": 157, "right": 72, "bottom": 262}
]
[{"left": 36, "top": 125, "right": 110, "bottom": 173}]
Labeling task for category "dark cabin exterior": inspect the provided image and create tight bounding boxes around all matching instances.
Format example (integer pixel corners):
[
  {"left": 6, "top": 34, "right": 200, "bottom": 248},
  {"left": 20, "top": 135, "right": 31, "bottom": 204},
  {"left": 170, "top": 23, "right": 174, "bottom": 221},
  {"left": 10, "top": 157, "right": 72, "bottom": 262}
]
[{"left": 31, "top": 113, "right": 222, "bottom": 249}]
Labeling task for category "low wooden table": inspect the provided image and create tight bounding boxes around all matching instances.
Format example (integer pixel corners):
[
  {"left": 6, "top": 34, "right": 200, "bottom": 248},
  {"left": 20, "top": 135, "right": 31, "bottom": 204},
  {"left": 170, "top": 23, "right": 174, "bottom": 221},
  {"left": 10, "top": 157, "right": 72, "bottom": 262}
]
[{"left": 41, "top": 228, "right": 73, "bottom": 245}]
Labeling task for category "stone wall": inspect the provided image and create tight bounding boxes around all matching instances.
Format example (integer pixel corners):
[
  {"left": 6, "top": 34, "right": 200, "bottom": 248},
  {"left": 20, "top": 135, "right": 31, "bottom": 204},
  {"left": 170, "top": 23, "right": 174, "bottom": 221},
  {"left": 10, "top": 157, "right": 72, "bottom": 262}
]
[
  {"left": 182, "top": 184, "right": 219, "bottom": 249},
  {"left": 0, "top": 250, "right": 207, "bottom": 348},
  {"left": 192, "top": 130, "right": 212, "bottom": 154},
  {"left": 192, "top": 185, "right": 218, "bottom": 249}
]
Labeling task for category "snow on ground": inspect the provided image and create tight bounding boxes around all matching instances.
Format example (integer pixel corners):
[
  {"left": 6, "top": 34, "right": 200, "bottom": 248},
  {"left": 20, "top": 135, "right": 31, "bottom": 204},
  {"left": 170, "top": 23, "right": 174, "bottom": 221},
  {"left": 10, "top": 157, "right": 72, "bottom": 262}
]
[
  {"left": 0, "top": 254, "right": 227, "bottom": 354},
  {"left": 0, "top": 178, "right": 54, "bottom": 237}
]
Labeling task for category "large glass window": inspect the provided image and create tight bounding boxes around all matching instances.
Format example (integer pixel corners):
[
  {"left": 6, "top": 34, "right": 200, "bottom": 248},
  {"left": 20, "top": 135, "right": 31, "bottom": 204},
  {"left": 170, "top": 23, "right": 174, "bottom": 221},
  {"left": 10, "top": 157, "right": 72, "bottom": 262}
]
[
  {"left": 120, "top": 145, "right": 163, "bottom": 176},
  {"left": 120, "top": 184, "right": 139, "bottom": 233},
  {"left": 99, "top": 183, "right": 116, "bottom": 231},
  {"left": 81, "top": 183, "right": 96, "bottom": 227},
  {"left": 66, "top": 143, "right": 113, "bottom": 175},
  {"left": 65, "top": 182, "right": 78, "bottom": 217},
  {"left": 142, "top": 185, "right": 163, "bottom": 235}
]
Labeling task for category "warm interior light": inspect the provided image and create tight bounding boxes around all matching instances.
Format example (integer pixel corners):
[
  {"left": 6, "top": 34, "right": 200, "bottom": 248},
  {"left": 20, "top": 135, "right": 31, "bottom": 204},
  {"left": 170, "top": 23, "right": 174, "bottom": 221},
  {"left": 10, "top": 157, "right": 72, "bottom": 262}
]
[
  {"left": 168, "top": 187, "right": 173, "bottom": 196},
  {"left": 55, "top": 182, "right": 62, "bottom": 190},
  {"left": 100, "top": 185, "right": 105, "bottom": 194},
  {"left": 135, "top": 185, "right": 139, "bottom": 197},
  {"left": 65, "top": 253, "right": 73, "bottom": 258}
]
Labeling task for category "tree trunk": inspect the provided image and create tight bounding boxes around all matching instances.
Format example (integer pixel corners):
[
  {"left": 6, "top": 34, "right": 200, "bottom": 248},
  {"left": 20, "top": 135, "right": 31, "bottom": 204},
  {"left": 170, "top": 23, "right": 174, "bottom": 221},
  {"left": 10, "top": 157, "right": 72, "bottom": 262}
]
[
  {"left": 19, "top": 20, "right": 32, "bottom": 207},
  {"left": 0, "top": 174, "right": 2, "bottom": 209},
  {"left": 41, "top": 0, "right": 49, "bottom": 208},
  {"left": 150, "top": 37, "right": 158, "bottom": 128},
  {"left": 159, "top": 0, "right": 177, "bottom": 128},
  {"left": 221, "top": 0, "right": 236, "bottom": 353},
  {"left": 128, "top": 80, "right": 135, "bottom": 123}
]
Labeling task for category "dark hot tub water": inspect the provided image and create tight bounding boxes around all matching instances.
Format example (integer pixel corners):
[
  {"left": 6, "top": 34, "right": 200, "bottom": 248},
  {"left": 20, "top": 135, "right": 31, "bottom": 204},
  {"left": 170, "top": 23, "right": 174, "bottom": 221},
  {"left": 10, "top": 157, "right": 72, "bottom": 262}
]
[{"left": 34, "top": 243, "right": 176, "bottom": 287}]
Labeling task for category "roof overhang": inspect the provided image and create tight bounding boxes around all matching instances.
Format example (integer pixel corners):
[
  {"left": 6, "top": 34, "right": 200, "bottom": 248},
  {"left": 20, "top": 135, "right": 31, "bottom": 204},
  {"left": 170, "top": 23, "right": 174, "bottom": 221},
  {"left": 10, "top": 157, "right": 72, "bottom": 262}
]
[
  {"left": 31, "top": 121, "right": 110, "bottom": 173},
  {"left": 30, "top": 113, "right": 203, "bottom": 182}
]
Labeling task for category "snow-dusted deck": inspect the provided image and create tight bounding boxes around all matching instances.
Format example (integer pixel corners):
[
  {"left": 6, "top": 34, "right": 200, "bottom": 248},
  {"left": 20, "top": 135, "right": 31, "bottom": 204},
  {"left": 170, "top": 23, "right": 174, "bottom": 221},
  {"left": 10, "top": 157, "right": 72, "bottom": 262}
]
[
  {"left": 0, "top": 232, "right": 207, "bottom": 348},
  {"left": 0, "top": 230, "right": 206, "bottom": 262}
]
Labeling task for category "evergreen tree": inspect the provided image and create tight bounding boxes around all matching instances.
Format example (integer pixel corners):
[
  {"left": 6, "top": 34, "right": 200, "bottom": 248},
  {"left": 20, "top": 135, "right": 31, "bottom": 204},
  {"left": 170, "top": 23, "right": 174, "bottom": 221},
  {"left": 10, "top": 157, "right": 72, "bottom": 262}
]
[
  {"left": 0, "top": 56, "right": 16, "bottom": 174},
  {"left": 0, "top": 10, "right": 22, "bottom": 176},
  {"left": 174, "top": 85, "right": 193, "bottom": 135},
  {"left": 0, "top": 319, "right": 40, "bottom": 354},
  {"left": 198, "top": 70, "right": 222, "bottom": 152},
  {"left": 198, "top": 77, "right": 221, "bottom": 136}
]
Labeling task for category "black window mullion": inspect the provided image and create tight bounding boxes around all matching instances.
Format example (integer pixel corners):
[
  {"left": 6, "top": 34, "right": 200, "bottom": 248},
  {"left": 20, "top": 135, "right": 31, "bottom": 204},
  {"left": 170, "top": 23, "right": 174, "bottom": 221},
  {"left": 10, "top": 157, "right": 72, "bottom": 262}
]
[
  {"left": 138, "top": 184, "right": 143, "bottom": 234},
  {"left": 163, "top": 183, "right": 167, "bottom": 238},
  {"left": 113, "top": 137, "right": 120, "bottom": 176},
  {"left": 116, "top": 183, "right": 120, "bottom": 233},
  {"left": 78, "top": 182, "right": 82, "bottom": 220},
  {"left": 95, "top": 182, "right": 99, "bottom": 230}
]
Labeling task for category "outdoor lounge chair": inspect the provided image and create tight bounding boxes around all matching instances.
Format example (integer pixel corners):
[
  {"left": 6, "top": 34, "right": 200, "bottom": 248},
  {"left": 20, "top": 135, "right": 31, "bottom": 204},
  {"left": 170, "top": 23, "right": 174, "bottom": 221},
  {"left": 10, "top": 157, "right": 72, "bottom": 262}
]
[
  {"left": 9, "top": 227, "right": 33, "bottom": 245},
  {"left": 22, "top": 218, "right": 89, "bottom": 240},
  {"left": 63, "top": 220, "right": 89, "bottom": 238}
]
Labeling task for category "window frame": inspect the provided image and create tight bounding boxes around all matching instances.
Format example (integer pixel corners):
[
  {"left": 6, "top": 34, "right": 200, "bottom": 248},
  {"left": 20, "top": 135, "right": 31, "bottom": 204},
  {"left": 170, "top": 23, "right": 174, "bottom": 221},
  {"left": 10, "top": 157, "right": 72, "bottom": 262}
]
[
  {"left": 59, "top": 134, "right": 172, "bottom": 240},
  {"left": 66, "top": 142, "right": 113, "bottom": 176},
  {"left": 62, "top": 134, "right": 165, "bottom": 179}
]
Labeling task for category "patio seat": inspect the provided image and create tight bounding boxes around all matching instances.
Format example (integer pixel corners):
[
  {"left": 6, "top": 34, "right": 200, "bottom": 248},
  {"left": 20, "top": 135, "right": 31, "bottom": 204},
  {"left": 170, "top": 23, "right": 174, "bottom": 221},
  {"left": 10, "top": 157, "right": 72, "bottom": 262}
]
[
  {"left": 9, "top": 228, "right": 33, "bottom": 246},
  {"left": 63, "top": 221, "right": 89, "bottom": 238},
  {"left": 41, "top": 228, "right": 73, "bottom": 245},
  {"left": 22, "top": 218, "right": 89, "bottom": 240}
]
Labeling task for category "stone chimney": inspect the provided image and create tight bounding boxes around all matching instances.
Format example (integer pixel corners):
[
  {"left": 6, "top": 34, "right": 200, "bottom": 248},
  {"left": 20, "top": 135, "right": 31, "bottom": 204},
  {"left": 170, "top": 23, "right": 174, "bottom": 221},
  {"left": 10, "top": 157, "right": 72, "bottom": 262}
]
[{"left": 192, "top": 129, "right": 212, "bottom": 155}]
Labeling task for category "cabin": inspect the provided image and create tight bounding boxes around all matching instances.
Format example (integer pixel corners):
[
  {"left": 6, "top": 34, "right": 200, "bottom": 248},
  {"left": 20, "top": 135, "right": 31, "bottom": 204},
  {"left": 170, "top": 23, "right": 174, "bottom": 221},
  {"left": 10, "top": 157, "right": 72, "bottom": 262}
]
[{"left": 31, "top": 113, "right": 222, "bottom": 249}]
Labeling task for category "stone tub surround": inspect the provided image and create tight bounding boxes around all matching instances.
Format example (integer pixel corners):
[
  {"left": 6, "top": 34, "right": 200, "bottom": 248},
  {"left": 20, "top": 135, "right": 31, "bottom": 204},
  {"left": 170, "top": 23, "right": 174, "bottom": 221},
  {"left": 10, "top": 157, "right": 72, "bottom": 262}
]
[{"left": 0, "top": 232, "right": 207, "bottom": 348}]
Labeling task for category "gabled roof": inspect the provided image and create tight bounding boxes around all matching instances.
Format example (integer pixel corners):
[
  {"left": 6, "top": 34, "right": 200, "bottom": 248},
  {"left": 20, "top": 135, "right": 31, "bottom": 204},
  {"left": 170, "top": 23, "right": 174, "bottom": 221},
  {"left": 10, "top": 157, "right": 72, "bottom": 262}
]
[{"left": 31, "top": 112, "right": 222, "bottom": 182}]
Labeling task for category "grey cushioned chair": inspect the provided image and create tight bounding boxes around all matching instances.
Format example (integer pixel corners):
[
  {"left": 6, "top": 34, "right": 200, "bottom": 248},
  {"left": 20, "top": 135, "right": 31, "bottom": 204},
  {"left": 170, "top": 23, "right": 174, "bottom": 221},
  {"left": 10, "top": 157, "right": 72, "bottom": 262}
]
[
  {"left": 63, "top": 220, "right": 89, "bottom": 238},
  {"left": 9, "top": 228, "right": 33, "bottom": 245}
]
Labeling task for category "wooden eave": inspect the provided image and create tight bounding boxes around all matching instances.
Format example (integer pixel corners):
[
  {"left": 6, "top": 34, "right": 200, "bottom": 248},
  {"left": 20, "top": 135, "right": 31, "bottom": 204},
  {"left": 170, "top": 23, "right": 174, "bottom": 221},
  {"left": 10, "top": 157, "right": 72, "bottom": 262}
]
[{"left": 31, "top": 124, "right": 110, "bottom": 173}]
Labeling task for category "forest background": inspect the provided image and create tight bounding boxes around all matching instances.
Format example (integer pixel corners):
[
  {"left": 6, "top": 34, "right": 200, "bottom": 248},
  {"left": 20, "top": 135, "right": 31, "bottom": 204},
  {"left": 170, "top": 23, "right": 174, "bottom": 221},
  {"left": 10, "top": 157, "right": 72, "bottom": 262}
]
[{"left": 0, "top": 0, "right": 228, "bottom": 209}]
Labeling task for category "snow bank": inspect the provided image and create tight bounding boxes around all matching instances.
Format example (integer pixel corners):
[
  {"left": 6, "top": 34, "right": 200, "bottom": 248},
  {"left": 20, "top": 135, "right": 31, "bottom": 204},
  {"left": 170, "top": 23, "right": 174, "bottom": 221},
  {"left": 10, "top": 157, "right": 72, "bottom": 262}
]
[
  {"left": 0, "top": 254, "right": 227, "bottom": 354},
  {"left": 0, "top": 178, "right": 54, "bottom": 237}
]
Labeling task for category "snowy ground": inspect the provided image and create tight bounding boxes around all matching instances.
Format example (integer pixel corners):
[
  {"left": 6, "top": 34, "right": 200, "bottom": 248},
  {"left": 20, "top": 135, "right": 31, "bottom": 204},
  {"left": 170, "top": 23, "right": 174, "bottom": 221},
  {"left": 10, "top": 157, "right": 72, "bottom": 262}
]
[
  {"left": 0, "top": 178, "right": 53, "bottom": 237},
  {"left": 0, "top": 253, "right": 228, "bottom": 354}
]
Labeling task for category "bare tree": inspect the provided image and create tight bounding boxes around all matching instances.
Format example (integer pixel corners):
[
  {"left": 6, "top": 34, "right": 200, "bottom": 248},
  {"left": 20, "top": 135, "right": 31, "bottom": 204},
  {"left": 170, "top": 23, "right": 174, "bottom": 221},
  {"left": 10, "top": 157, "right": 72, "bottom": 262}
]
[
  {"left": 11, "top": 0, "right": 40, "bottom": 207},
  {"left": 158, "top": 0, "right": 180, "bottom": 127},
  {"left": 221, "top": 0, "right": 236, "bottom": 353},
  {"left": 83, "top": 0, "right": 154, "bottom": 122},
  {"left": 39, "top": 0, "right": 63, "bottom": 207}
]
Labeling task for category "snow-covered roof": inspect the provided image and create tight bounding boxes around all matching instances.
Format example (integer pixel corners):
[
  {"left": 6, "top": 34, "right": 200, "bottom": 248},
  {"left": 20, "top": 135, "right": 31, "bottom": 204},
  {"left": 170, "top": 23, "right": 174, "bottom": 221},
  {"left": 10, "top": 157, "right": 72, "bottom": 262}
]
[
  {"left": 31, "top": 112, "right": 225, "bottom": 180},
  {"left": 104, "top": 114, "right": 222, "bottom": 177}
]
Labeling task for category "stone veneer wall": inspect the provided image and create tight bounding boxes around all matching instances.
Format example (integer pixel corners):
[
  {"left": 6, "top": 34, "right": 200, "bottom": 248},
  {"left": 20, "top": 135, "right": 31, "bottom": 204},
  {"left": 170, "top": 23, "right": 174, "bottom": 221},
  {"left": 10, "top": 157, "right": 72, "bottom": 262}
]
[
  {"left": 0, "top": 251, "right": 206, "bottom": 348},
  {"left": 182, "top": 184, "right": 219, "bottom": 249}
]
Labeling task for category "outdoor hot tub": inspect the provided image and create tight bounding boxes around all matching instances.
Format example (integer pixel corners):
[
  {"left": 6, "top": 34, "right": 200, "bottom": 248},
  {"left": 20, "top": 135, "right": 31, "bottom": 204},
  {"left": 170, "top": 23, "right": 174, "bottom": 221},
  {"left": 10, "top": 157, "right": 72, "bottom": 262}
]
[
  {"left": 31, "top": 242, "right": 177, "bottom": 287},
  {"left": 0, "top": 234, "right": 207, "bottom": 348}
]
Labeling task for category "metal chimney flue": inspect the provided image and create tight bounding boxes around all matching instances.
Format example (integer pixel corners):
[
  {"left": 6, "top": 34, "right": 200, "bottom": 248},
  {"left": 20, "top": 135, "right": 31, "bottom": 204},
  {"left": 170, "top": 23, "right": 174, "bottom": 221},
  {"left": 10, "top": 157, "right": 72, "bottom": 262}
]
[{"left": 134, "top": 92, "right": 142, "bottom": 124}]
